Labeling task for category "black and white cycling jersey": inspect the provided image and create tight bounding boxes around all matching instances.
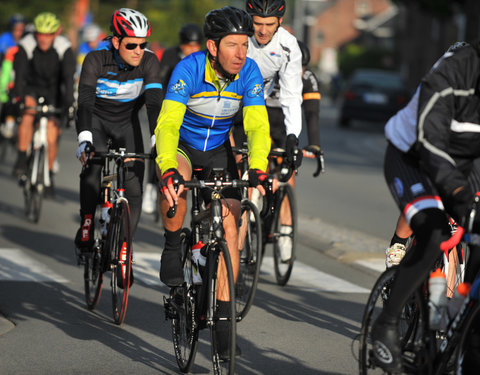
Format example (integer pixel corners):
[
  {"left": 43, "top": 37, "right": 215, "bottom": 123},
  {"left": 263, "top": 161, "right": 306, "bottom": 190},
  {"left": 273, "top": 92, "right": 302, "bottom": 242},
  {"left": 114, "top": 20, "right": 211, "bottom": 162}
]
[{"left": 247, "top": 27, "right": 303, "bottom": 137}]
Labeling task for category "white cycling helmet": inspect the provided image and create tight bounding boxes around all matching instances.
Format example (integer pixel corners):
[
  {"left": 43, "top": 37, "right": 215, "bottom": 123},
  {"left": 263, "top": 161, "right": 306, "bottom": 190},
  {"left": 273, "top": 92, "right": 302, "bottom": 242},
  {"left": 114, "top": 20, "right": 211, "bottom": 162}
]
[
  {"left": 110, "top": 8, "right": 151, "bottom": 38},
  {"left": 83, "top": 24, "right": 101, "bottom": 42}
]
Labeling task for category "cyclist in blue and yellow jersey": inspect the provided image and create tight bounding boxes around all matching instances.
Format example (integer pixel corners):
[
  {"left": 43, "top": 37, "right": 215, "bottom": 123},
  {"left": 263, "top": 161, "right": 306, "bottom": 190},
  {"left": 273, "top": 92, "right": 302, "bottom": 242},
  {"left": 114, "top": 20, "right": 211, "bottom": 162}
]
[
  {"left": 155, "top": 6, "right": 270, "bottom": 359},
  {"left": 11, "top": 12, "right": 75, "bottom": 198},
  {"left": 74, "top": 8, "right": 162, "bottom": 267}
]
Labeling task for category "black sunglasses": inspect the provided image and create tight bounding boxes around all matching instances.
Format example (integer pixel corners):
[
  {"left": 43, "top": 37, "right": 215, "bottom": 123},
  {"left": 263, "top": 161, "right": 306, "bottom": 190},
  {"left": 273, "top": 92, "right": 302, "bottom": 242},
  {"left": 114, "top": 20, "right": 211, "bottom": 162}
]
[{"left": 124, "top": 42, "right": 148, "bottom": 50}]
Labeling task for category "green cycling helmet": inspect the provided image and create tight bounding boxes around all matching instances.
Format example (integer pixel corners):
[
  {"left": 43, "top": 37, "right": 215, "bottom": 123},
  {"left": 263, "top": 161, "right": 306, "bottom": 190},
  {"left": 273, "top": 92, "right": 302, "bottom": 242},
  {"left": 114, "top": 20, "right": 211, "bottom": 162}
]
[{"left": 34, "top": 12, "right": 60, "bottom": 34}]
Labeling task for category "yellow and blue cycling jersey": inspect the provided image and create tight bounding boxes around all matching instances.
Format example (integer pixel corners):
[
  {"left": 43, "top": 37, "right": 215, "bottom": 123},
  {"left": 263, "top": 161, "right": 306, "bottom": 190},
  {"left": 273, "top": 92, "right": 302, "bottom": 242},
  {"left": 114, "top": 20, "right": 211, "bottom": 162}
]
[{"left": 155, "top": 50, "right": 270, "bottom": 174}]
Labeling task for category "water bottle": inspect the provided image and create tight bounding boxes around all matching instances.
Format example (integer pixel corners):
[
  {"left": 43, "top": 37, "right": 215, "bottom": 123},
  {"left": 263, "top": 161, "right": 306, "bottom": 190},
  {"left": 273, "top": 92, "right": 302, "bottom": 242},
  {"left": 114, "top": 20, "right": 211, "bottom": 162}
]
[
  {"left": 447, "top": 282, "right": 471, "bottom": 320},
  {"left": 191, "top": 241, "right": 206, "bottom": 285},
  {"left": 428, "top": 268, "right": 448, "bottom": 330},
  {"left": 100, "top": 202, "right": 112, "bottom": 236}
]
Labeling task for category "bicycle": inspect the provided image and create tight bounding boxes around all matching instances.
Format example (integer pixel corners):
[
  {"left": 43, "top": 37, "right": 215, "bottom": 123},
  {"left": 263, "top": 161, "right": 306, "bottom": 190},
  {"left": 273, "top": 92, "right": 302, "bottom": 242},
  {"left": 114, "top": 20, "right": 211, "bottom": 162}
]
[
  {"left": 20, "top": 97, "right": 61, "bottom": 223},
  {"left": 77, "top": 145, "right": 151, "bottom": 325},
  {"left": 163, "top": 169, "right": 252, "bottom": 375},
  {"left": 358, "top": 206, "right": 480, "bottom": 374},
  {"left": 234, "top": 145, "right": 324, "bottom": 286}
]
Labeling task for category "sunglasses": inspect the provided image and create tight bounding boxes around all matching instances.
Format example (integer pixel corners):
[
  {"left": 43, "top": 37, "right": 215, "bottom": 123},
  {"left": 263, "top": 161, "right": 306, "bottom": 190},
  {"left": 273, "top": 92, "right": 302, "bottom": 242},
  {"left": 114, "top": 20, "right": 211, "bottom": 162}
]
[{"left": 124, "top": 42, "right": 148, "bottom": 50}]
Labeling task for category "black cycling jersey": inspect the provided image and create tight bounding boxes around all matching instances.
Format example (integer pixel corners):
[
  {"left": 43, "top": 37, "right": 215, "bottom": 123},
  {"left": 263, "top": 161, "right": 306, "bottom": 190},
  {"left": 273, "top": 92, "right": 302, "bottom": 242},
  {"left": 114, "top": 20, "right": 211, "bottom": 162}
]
[
  {"left": 158, "top": 46, "right": 183, "bottom": 102},
  {"left": 12, "top": 33, "right": 75, "bottom": 109},
  {"left": 76, "top": 44, "right": 162, "bottom": 136}
]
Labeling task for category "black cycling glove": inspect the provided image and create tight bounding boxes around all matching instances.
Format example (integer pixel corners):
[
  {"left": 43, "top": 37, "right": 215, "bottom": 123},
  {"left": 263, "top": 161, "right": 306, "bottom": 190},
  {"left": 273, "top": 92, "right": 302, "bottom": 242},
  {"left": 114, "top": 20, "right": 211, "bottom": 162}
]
[
  {"left": 160, "top": 168, "right": 184, "bottom": 194},
  {"left": 248, "top": 168, "right": 268, "bottom": 188},
  {"left": 285, "top": 134, "right": 303, "bottom": 168}
]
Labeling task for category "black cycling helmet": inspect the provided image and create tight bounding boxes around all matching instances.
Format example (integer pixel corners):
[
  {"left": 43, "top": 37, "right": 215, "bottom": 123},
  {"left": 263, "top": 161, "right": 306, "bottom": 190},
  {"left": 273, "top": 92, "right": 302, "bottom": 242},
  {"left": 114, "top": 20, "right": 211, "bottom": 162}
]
[
  {"left": 204, "top": 6, "right": 254, "bottom": 41},
  {"left": 246, "top": 0, "right": 286, "bottom": 18},
  {"left": 179, "top": 23, "right": 203, "bottom": 44},
  {"left": 298, "top": 40, "right": 310, "bottom": 67}
]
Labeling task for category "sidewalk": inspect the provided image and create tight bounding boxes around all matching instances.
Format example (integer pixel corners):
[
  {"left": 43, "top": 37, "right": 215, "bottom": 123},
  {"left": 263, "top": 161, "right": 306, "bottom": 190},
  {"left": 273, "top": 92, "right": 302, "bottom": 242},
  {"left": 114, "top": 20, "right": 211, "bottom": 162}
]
[{"left": 0, "top": 312, "right": 14, "bottom": 336}]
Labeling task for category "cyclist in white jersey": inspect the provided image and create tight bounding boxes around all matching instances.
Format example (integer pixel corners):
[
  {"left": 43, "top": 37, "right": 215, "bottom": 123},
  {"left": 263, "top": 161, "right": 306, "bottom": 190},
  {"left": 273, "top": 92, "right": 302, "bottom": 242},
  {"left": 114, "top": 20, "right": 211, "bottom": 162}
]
[{"left": 244, "top": 0, "right": 303, "bottom": 166}]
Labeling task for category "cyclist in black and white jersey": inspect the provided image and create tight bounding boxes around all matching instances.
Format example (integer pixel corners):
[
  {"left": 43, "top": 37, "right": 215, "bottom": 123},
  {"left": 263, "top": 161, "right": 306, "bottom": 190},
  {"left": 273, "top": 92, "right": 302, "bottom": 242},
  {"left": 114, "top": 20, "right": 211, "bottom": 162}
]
[
  {"left": 371, "top": 41, "right": 480, "bottom": 373},
  {"left": 74, "top": 8, "right": 162, "bottom": 259},
  {"left": 11, "top": 12, "right": 75, "bottom": 197}
]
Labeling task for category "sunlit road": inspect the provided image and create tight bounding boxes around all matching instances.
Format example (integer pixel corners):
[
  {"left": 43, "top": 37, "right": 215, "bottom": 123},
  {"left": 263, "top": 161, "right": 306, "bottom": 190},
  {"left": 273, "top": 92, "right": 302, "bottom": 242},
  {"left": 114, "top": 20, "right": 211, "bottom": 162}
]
[{"left": 0, "top": 101, "right": 394, "bottom": 374}]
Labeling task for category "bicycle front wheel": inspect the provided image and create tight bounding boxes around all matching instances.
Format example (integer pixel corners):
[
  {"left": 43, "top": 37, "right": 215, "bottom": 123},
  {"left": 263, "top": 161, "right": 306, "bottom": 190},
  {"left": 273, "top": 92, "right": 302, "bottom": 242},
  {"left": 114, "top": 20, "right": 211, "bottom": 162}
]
[
  {"left": 272, "top": 184, "right": 296, "bottom": 286},
  {"left": 208, "top": 241, "right": 236, "bottom": 375},
  {"left": 359, "top": 267, "right": 430, "bottom": 374},
  {"left": 170, "top": 228, "right": 199, "bottom": 373},
  {"left": 109, "top": 199, "right": 132, "bottom": 325},
  {"left": 84, "top": 238, "right": 104, "bottom": 310},
  {"left": 236, "top": 199, "right": 262, "bottom": 321},
  {"left": 24, "top": 148, "right": 45, "bottom": 223}
]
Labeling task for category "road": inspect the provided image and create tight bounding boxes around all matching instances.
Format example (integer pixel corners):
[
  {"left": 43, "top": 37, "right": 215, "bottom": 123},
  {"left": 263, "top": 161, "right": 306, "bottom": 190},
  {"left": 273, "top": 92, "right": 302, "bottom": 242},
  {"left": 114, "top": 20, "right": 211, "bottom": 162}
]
[{"left": 0, "top": 101, "right": 394, "bottom": 374}]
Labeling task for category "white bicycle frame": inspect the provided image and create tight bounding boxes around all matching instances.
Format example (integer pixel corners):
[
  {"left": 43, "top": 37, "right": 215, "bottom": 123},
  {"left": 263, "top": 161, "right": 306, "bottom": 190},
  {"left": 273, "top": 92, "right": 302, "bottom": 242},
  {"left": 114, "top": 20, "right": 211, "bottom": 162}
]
[{"left": 29, "top": 103, "right": 55, "bottom": 188}]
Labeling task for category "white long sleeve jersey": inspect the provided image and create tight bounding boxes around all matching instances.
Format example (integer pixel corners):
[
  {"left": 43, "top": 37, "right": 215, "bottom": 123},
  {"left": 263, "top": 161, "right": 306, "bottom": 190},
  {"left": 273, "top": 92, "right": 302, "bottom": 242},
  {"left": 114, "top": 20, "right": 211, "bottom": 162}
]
[{"left": 247, "top": 27, "right": 303, "bottom": 137}]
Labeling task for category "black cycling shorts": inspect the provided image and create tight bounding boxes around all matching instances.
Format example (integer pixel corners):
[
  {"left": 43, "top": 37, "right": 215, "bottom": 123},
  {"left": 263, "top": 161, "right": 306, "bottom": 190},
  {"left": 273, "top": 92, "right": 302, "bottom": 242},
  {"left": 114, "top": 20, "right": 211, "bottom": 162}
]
[
  {"left": 384, "top": 142, "right": 480, "bottom": 225},
  {"left": 178, "top": 140, "right": 241, "bottom": 202}
]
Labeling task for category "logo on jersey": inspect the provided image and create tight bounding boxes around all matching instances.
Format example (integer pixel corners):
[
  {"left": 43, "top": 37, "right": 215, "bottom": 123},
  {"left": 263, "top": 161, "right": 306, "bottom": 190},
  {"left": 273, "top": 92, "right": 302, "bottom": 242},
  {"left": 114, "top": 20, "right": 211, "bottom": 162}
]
[
  {"left": 247, "top": 84, "right": 263, "bottom": 98},
  {"left": 169, "top": 79, "right": 188, "bottom": 97},
  {"left": 269, "top": 52, "right": 280, "bottom": 58},
  {"left": 393, "top": 177, "right": 404, "bottom": 197}
]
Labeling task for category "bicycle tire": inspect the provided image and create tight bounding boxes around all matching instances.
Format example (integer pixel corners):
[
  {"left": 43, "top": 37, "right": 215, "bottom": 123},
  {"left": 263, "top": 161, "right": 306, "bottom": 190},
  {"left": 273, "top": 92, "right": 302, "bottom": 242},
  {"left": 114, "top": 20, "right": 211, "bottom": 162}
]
[
  {"left": 454, "top": 301, "right": 480, "bottom": 374},
  {"left": 171, "top": 228, "right": 199, "bottom": 373},
  {"left": 359, "top": 267, "right": 430, "bottom": 374},
  {"left": 236, "top": 199, "right": 262, "bottom": 321},
  {"left": 84, "top": 232, "right": 104, "bottom": 310},
  {"left": 109, "top": 199, "right": 132, "bottom": 325},
  {"left": 272, "top": 183, "right": 296, "bottom": 286},
  {"left": 208, "top": 240, "right": 236, "bottom": 375},
  {"left": 23, "top": 148, "right": 44, "bottom": 223}
]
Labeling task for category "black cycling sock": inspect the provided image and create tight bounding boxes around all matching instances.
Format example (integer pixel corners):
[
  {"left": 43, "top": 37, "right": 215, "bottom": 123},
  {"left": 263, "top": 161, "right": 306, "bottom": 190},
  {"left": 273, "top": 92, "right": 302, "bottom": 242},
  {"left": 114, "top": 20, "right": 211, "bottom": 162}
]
[
  {"left": 384, "top": 208, "right": 450, "bottom": 317},
  {"left": 390, "top": 233, "right": 410, "bottom": 247},
  {"left": 164, "top": 228, "right": 182, "bottom": 252}
]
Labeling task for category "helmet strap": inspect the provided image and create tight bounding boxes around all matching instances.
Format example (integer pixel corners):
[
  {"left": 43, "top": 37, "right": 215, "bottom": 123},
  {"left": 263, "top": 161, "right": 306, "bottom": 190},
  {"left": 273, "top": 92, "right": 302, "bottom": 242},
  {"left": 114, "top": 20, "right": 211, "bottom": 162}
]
[{"left": 208, "top": 49, "right": 236, "bottom": 82}]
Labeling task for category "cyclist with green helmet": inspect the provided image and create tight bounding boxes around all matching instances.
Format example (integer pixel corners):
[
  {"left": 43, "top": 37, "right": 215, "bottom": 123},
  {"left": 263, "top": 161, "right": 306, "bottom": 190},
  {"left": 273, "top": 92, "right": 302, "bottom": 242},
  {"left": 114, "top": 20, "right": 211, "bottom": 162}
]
[{"left": 11, "top": 12, "right": 75, "bottom": 198}]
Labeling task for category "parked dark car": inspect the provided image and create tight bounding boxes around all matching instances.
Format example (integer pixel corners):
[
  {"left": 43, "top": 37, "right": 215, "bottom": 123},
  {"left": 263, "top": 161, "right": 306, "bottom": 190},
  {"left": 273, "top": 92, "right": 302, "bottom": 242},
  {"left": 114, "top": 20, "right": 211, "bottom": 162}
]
[{"left": 338, "top": 69, "right": 410, "bottom": 127}]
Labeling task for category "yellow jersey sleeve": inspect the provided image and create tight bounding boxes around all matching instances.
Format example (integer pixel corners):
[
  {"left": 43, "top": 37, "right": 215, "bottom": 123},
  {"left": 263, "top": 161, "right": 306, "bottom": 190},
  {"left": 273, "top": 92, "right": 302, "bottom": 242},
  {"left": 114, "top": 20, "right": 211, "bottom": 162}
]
[
  {"left": 243, "top": 105, "right": 270, "bottom": 171},
  {"left": 155, "top": 99, "right": 187, "bottom": 174}
]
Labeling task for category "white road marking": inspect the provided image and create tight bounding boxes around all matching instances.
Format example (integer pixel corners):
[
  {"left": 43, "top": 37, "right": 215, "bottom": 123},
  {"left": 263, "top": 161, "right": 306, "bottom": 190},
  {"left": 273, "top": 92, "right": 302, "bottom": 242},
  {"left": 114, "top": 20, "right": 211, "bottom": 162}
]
[
  {"left": 261, "top": 256, "right": 370, "bottom": 293},
  {"left": 134, "top": 252, "right": 370, "bottom": 293},
  {"left": 0, "top": 249, "right": 68, "bottom": 282},
  {"left": 0, "top": 249, "right": 374, "bottom": 293},
  {"left": 354, "top": 259, "right": 386, "bottom": 274}
]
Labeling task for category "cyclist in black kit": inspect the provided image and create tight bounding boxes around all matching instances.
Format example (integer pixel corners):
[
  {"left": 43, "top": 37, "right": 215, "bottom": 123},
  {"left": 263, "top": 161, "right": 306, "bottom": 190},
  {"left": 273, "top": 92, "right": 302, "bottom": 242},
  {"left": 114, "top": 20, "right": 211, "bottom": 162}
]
[
  {"left": 11, "top": 12, "right": 75, "bottom": 198},
  {"left": 74, "top": 8, "right": 162, "bottom": 263},
  {"left": 371, "top": 41, "right": 480, "bottom": 373},
  {"left": 142, "top": 23, "right": 203, "bottom": 215}
]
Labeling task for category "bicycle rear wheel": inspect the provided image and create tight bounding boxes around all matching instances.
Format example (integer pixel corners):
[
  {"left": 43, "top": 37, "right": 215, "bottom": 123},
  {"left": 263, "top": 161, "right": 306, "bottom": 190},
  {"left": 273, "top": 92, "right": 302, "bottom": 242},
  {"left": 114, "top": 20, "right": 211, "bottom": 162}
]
[
  {"left": 359, "top": 267, "right": 430, "bottom": 374},
  {"left": 24, "top": 148, "right": 44, "bottom": 223},
  {"left": 170, "top": 228, "right": 199, "bottom": 373},
  {"left": 272, "top": 184, "right": 296, "bottom": 286},
  {"left": 84, "top": 237, "right": 104, "bottom": 310},
  {"left": 236, "top": 199, "right": 262, "bottom": 321},
  {"left": 454, "top": 301, "right": 480, "bottom": 374},
  {"left": 208, "top": 241, "right": 236, "bottom": 375},
  {"left": 109, "top": 199, "right": 132, "bottom": 325}
]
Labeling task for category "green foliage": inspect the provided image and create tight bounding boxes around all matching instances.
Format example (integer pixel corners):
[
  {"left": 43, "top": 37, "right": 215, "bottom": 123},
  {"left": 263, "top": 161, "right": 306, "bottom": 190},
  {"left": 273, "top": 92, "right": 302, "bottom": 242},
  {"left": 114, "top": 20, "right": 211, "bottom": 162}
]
[
  {"left": 0, "top": 0, "right": 76, "bottom": 29},
  {"left": 338, "top": 43, "right": 393, "bottom": 78},
  {"left": 1, "top": 0, "right": 229, "bottom": 47}
]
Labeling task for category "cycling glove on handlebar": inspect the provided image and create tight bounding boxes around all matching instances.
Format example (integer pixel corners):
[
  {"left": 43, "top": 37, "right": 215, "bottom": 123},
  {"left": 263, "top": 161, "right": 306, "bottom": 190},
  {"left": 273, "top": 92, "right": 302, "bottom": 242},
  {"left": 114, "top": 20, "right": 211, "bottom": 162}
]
[
  {"left": 286, "top": 134, "right": 303, "bottom": 168},
  {"left": 160, "top": 168, "right": 184, "bottom": 194},
  {"left": 248, "top": 168, "right": 268, "bottom": 188}
]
